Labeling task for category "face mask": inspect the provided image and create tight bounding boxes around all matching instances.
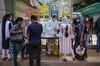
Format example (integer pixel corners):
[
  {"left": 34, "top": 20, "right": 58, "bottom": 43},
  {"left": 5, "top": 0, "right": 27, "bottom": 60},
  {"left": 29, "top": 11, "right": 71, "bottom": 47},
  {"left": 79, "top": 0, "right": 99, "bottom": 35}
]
[
  {"left": 77, "top": 19, "right": 80, "bottom": 22},
  {"left": 86, "top": 18, "right": 89, "bottom": 21},
  {"left": 52, "top": 19, "right": 56, "bottom": 21},
  {"left": 9, "top": 18, "right": 12, "bottom": 21}
]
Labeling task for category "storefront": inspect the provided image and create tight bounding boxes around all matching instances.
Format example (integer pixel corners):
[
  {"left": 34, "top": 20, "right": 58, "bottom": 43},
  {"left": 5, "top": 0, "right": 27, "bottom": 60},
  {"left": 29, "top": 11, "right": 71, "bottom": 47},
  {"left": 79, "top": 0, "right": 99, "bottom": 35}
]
[{"left": 0, "top": 0, "right": 73, "bottom": 55}]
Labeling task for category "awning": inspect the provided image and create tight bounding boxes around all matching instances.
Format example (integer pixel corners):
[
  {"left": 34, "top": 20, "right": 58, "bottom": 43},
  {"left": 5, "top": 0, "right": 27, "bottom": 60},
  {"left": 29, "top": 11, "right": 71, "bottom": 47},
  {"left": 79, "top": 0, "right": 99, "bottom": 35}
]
[{"left": 77, "top": 3, "right": 100, "bottom": 17}]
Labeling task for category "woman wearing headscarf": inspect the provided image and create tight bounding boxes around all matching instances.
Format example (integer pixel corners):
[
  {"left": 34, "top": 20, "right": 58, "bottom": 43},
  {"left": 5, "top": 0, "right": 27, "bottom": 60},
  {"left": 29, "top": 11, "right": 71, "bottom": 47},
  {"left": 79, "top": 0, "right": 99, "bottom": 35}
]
[
  {"left": 59, "top": 16, "right": 75, "bottom": 61},
  {"left": 2, "top": 14, "right": 12, "bottom": 60}
]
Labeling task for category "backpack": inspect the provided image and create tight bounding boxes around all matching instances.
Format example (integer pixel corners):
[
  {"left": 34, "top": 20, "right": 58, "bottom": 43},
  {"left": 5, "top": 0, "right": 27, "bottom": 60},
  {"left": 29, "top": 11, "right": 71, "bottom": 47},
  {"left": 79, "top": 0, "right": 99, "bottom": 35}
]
[{"left": 65, "top": 25, "right": 68, "bottom": 37}]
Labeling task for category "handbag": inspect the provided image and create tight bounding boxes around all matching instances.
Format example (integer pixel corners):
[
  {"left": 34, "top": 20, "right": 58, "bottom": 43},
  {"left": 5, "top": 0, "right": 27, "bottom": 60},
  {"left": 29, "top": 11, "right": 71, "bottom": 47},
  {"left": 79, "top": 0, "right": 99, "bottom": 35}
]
[
  {"left": 10, "top": 23, "right": 24, "bottom": 43},
  {"left": 10, "top": 34, "right": 24, "bottom": 43}
]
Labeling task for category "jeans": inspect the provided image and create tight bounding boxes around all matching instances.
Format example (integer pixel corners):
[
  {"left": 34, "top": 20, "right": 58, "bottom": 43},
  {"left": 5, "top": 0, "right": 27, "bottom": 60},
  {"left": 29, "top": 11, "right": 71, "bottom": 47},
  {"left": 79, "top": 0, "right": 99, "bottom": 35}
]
[
  {"left": 96, "top": 33, "right": 100, "bottom": 51},
  {"left": 84, "top": 33, "right": 90, "bottom": 46},
  {"left": 12, "top": 44, "right": 22, "bottom": 66}
]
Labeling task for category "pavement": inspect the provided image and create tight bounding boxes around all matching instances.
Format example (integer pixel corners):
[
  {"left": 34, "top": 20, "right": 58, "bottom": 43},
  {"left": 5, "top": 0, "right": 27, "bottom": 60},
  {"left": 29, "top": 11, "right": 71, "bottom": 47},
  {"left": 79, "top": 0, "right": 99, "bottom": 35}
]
[
  {"left": 0, "top": 49, "right": 100, "bottom": 66},
  {"left": 0, "top": 35, "right": 100, "bottom": 66}
]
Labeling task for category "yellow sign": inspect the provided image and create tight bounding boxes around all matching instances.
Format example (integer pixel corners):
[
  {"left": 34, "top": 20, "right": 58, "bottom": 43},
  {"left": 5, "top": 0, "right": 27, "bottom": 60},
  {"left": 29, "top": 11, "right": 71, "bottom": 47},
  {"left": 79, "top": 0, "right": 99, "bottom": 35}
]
[
  {"left": 62, "top": 12, "right": 72, "bottom": 17},
  {"left": 40, "top": 4, "right": 50, "bottom": 18}
]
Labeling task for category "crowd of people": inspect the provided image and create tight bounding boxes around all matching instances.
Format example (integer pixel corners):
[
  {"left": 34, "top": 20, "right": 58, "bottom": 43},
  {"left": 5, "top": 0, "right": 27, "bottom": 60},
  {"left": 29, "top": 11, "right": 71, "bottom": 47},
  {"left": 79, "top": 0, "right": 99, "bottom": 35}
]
[
  {"left": 0, "top": 13, "right": 100, "bottom": 66},
  {"left": 46, "top": 15, "right": 94, "bottom": 61},
  {"left": 0, "top": 14, "right": 43, "bottom": 66}
]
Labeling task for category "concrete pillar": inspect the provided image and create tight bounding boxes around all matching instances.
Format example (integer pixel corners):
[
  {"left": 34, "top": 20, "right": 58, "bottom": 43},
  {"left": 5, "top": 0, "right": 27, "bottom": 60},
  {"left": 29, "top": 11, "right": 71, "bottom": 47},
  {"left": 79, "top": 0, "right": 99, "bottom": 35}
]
[
  {"left": 0, "top": 0, "right": 6, "bottom": 19},
  {"left": 0, "top": 0, "right": 16, "bottom": 19},
  {"left": 4, "top": 0, "right": 15, "bottom": 15}
]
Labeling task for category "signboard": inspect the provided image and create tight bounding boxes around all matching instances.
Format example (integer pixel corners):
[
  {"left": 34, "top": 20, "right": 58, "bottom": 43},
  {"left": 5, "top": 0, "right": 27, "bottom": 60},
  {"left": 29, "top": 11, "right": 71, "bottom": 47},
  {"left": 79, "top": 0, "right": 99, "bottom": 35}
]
[{"left": 16, "top": 0, "right": 50, "bottom": 19}]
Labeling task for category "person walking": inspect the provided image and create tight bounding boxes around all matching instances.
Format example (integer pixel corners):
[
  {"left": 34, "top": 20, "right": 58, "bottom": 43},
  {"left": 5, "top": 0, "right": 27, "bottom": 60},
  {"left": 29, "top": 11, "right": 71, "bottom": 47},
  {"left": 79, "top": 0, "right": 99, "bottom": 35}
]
[
  {"left": 94, "top": 17, "right": 100, "bottom": 53},
  {"left": 27, "top": 15, "right": 43, "bottom": 66},
  {"left": 59, "top": 16, "right": 75, "bottom": 61},
  {"left": 84, "top": 16, "right": 93, "bottom": 46},
  {"left": 73, "top": 15, "right": 87, "bottom": 60}
]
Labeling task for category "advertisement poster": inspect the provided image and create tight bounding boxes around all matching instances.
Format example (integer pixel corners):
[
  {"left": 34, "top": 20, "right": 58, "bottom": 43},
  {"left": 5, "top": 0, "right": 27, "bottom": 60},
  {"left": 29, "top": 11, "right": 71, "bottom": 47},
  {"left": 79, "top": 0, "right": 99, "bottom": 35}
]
[
  {"left": 16, "top": 0, "right": 50, "bottom": 20},
  {"left": 16, "top": 0, "right": 40, "bottom": 19}
]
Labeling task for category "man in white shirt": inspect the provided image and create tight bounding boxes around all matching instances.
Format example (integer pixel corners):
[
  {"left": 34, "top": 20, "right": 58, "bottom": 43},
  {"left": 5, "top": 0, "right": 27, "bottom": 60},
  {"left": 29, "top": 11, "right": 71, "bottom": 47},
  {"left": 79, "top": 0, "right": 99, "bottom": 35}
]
[
  {"left": 47, "top": 16, "right": 59, "bottom": 36},
  {"left": 47, "top": 15, "right": 59, "bottom": 54}
]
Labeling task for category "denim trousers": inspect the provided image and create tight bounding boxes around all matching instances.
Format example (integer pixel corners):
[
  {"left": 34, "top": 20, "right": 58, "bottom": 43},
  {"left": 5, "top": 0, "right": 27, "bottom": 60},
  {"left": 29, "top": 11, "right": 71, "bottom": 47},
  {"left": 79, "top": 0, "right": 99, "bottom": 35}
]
[
  {"left": 12, "top": 44, "right": 22, "bottom": 66},
  {"left": 84, "top": 33, "right": 90, "bottom": 47}
]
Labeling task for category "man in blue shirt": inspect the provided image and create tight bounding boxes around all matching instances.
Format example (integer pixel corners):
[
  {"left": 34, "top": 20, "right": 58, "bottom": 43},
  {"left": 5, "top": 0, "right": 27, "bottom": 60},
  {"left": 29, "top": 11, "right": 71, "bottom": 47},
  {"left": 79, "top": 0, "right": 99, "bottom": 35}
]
[
  {"left": 73, "top": 15, "right": 87, "bottom": 60},
  {"left": 27, "top": 15, "right": 43, "bottom": 66}
]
